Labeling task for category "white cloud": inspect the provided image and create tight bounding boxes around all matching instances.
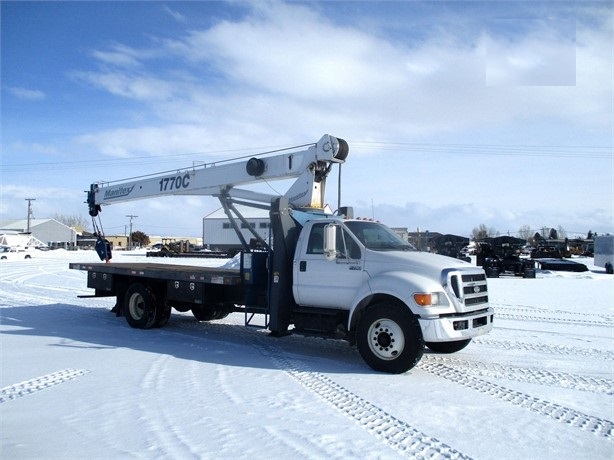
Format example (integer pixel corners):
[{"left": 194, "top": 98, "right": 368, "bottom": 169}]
[
  {"left": 11, "top": 141, "right": 59, "bottom": 156},
  {"left": 73, "top": 124, "right": 222, "bottom": 158},
  {"left": 0, "top": 184, "right": 81, "bottom": 222},
  {"left": 72, "top": 70, "right": 176, "bottom": 102},
  {"left": 90, "top": 44, "right": 145, "bottom": 68},
  {"left": 7, "top": 2, "right": 608, "bottom": 236},
  {"left": 9, "top": 87, "right": 45, "bottom": 100},
  {"left": 162, "top": 4, "right": 187, "bottom": 24},
  {"left": 66, "top": 2, "right": 611, "bottom": 149},
  {"left": 485, "top": 19, "right": 577, "bottom": 86}
]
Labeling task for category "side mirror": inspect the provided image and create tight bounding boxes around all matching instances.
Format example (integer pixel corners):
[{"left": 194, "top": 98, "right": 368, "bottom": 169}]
[{"left": 323, "top": 224, "right": 338, "bottom": 261}]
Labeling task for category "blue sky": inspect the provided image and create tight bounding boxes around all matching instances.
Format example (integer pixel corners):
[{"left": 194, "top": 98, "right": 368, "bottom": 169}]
[{"left": 1, "top": 1, "right": 612, "bottom": 239}]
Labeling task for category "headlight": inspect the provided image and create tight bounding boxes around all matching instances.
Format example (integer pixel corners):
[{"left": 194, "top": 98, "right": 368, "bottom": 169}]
[{"left": 413, "top": 292, "right": 446, "bottom": 306}]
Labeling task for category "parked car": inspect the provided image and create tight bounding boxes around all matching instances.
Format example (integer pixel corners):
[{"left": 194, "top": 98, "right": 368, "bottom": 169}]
[{"left": 0, "top": 246, "right": 36, "bottom": 260}]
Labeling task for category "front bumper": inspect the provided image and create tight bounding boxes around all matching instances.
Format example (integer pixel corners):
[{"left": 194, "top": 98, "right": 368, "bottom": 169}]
[{"left": 418, "top": 307, "right": 494, "bottom": 342}]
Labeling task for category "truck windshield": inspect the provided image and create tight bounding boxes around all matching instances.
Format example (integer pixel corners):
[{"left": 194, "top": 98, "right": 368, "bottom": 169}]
[{"left": 345, "top": 221, "right": 416, "bottom": 251}]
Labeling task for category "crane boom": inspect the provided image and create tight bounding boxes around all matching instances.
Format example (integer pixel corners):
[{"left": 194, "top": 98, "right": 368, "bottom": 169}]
[{"left": 88, "top": 134, "right": 348, "bottom": 217}]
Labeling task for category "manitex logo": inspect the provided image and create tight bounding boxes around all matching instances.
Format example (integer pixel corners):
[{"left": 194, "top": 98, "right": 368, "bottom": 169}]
[{"left": 104, "top": 185, "right": 135, "bottom": 200}]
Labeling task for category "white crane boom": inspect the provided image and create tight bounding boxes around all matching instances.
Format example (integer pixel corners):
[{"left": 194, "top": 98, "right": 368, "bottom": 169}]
[{"left": 88, "top": 134, "right": 348, "bottom": 217}]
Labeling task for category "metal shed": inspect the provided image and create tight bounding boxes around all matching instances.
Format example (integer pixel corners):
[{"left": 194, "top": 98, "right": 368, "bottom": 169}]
[{"left": 0, "top": 218, "right": 77, "bottom": 248}]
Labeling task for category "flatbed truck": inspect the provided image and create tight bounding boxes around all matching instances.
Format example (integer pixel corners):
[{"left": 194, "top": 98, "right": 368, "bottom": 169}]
[{"left": 70, "top": 134, "right": 493, "bottom": 373}]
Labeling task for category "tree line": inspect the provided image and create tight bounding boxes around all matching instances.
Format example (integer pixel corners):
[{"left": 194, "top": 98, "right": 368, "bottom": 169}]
[{"left": 471, "top": 224, "right": 595, "bottom": 242}]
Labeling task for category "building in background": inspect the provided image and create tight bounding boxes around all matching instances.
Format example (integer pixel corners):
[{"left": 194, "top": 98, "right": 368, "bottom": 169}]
[
  {"left": 202, "top": 206, "right": 271, "bottom": 251},
  {"left": 0, "top": 218, "right": 76, "bottom": 249}
]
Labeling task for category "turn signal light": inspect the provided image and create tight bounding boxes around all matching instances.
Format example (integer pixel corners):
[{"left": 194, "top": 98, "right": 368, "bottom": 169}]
[{"left": 413, "top": 293, "right": 433, "bottom": 306}]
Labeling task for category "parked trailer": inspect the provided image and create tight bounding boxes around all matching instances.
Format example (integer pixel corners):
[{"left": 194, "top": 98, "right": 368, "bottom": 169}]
[{"left": 594, "top": 235, "right": 614, "bottom": 274}]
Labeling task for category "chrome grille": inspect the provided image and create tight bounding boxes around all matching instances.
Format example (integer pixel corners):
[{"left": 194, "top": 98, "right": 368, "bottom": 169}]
[
  {"left": 461, "top": 272, "right": 488, "bottom": 306},
  {"left": 444, "top": 270, "right": 489, "bottom": 309}
]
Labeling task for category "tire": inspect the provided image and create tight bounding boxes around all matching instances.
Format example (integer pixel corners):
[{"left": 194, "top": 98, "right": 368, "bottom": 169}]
[
  {"left": 191, "top": 306, "right": 220, "bottom": 321},
  {"left": 123, "top": 283, "right": 158, "bottom": 329},
  {"left": 356, "top": 301, "right": 424, "bottom": 374},
  {"left": 213, "top": 310, "right": 230, "bottom": 320},
  {"left": 606, "top": 263, "right": 613, "bottom": 275},
  {"left": 155, "top": 302, "right": 171, "bottom": 328},
  {"left": 191, "top": 306, "right": 216, "bottom": 321},
  {"left": 426, "top": 339, "right": 471, "bottom": 353},
  {"left": 192, "top": 304, "right": 231, "bottom": 321}
]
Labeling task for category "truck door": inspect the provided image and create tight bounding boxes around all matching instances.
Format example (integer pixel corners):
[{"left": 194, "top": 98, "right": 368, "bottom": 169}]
[{"left": 294, "top": 222, "right": 366, "bottom": 308}]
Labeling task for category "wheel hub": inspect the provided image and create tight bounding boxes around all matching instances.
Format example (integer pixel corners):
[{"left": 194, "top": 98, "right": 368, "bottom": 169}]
[
  {"left": 368, "top": 318, "right": 405, "bottom": 360},
  {"left": 376, "top": 330, "right": 392, "bottom": 348},
  {"left": 129, "top": 293, "right": 145, "bottom": 320}
]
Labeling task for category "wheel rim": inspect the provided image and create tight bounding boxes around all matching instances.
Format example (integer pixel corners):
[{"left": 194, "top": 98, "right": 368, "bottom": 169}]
[
  {"left": 367, "top": 318, "right": 405, "bottom": 360},
  {"left": 128, "top": 293, "right": 146, "bottom": 320}
]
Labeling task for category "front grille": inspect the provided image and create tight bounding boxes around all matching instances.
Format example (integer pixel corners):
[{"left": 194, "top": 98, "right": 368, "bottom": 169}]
[
  {"left": 465, "top": 295, "right": 489, "bottom": 306},
  {"left": 447, "top": 270, "right": 489, "bottom": 309},
  {"left": 462, "top": 273, "right": 486, "bottom": 283}
]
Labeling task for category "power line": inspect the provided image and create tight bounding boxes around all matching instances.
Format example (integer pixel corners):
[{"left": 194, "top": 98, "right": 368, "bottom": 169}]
[
  {"left": 350, "top": 141, "right": 612, "bottom": 159},
  {"left": 2, "top": 141, "right": 611, "bottom": 173},
  {"left": 0, "top": 143, "right": 308, "bottom": 173}
]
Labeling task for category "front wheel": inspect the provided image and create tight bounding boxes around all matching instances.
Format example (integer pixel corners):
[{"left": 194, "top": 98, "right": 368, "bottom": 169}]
[
  {"left": 356, "top": 301, "right": 424, "bottom": 374},
  {"left": 426, "top": 339, "right": 471, "bottom": 353}
]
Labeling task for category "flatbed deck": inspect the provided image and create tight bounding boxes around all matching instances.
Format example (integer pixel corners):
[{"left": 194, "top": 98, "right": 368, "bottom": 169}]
[{"left": 69, "top": 262, "right": 242, "bottom": 285}]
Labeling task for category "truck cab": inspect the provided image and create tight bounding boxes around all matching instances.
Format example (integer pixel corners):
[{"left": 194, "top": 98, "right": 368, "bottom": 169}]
[{"left": 292, "top": 217, "right": 493, "bottom": 373}]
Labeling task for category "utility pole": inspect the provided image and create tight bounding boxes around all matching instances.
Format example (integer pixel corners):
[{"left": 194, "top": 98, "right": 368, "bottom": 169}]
[
  {"left": 25, "top": 198, "right": 36, "bottom": 233},
  {"left": 126, "top": 215, "right": 138, "bottom": 250}
]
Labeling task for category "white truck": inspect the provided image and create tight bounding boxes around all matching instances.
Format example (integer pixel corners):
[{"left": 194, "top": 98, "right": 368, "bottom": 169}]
[
  {"left": 594, "top": 235, "right": 614, "bottom": 274},
  {"left": 70, "top": 134, "right": 493, "bottom": 373},
  {"left": 0, "top": 246, "right": 36, "bottom": 260}
]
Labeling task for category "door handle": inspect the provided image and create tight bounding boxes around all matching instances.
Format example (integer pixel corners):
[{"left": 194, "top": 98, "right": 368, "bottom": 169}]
[{"left": 300, "top": 261, "right": 307, "bottom": 272}]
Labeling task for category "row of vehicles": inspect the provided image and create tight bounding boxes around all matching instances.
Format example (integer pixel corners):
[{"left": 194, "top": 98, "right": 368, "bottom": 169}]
[{"left": 474, "top": 236, "right": 614, "bottom": 277}]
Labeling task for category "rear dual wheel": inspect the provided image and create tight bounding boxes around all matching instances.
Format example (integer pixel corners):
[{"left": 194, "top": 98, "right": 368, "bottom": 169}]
[
  {"left": 192, "top": 305, "right": 230, "bottom": 321},
  {"left": 123, "top": 283, "right": 169, "bottom": 329}
]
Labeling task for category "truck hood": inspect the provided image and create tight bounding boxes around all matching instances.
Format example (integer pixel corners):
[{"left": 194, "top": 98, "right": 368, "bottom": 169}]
[{"left": 364, "top": 249, "right": 474, "bottom": 280}]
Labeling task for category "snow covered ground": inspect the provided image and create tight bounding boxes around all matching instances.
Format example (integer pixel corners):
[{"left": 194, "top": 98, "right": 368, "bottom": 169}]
[{"left": 1, "top": 249, "right": 612, "bottom": 459}]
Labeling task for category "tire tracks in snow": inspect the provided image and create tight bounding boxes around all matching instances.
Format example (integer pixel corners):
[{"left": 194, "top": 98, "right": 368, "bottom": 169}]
[
  {"left": 0, "top": 369, "right": 90, "bottom": 403},
  {"left": 418, "top": 360, "right": 614, "bottom": 440},
  {"left": 492, "top": 304, "right": 612, "bottom": 327},
  {"left": 422, "top": 354, "right": 613, "bottom": 395},
  {"left": 494, "top": 303, "right": 613, "bottom": 321},
  {"left": 0, "top": 259, "right": 73, "bottom": 284},
  {"left": 473, "top": 337, "right": 613, "bottom": 361},
  {"left": 138, "top": 354, "right": 201, "bottom": 459},
  {"left": 246, "top": 331, "right": 472, "bottom": 460}
]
